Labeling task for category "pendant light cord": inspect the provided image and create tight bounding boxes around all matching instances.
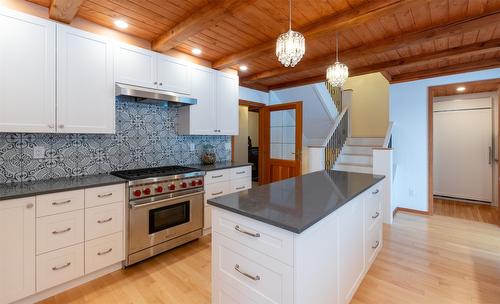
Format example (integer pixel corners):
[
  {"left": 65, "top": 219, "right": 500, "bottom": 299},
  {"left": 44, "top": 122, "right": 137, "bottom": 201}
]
[
  {"left": 289, "top": 0, "right": 292, "bottom": 30},
  {"left": 336, "top": 32, "right": 339, "bottom": 62}
]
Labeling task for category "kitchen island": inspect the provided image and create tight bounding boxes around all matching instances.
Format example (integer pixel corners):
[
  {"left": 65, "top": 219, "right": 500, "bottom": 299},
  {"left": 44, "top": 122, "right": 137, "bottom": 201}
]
[{"left": 208, "top": 170, "right": 385, "bottom": 304}]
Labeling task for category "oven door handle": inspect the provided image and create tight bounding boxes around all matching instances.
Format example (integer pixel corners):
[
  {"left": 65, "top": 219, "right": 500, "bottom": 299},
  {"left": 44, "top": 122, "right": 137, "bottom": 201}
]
[{"left": 129, "top": 191, "right": 204, "bottom": 209}]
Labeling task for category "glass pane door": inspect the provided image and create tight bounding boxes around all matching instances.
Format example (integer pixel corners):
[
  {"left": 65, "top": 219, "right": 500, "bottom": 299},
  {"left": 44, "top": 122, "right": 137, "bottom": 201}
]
[{"left": 270, "top": 109, "right": 296, "bottom": 160}]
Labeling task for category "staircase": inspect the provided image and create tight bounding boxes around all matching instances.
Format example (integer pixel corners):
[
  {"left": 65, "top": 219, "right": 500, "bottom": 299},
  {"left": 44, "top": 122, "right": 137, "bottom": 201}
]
[{"left": 333, "top": 137, "right": 384, "bottom": 173}]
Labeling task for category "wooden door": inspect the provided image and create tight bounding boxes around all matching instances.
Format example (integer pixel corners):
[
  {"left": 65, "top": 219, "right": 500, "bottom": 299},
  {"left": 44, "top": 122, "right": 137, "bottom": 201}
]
[
  {"left": 115, "top": 42, "right": 157, "bottom": 89},
  {"left": 56, "top": 24, "right": 115, "bottom": 134},
  {"left": 0, "top": 197, "right": 36, "bottom": 303},
  {"left": 216, "top": 71, "right": 239, "bottom": 135},
  {"left": 260, "top": 102, "right": 302, "bottom": 184},
  {"left": 0, "top": 7, "right": 56, "bottom": 133}
]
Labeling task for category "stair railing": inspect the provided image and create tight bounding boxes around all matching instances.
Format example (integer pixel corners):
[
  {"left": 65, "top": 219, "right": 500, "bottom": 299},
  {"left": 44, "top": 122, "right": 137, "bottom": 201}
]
[
  {"left": 324, "top": 106, "right": 349, "bottom": 170},
  {"left": 325, "top": 81, "right": 343, "bottom": 113}
]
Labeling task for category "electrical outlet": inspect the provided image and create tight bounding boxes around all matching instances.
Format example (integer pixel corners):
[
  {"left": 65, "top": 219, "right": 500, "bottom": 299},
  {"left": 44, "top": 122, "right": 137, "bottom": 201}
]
[
  {"left": 189, "top": 143, "right": 195, "bottom": 152},
  {"left": 225, "top": 143, "right": 231, "bottom": 150},
  {"left": 34, "top": 146, "right": 46, "bottom": 159}
]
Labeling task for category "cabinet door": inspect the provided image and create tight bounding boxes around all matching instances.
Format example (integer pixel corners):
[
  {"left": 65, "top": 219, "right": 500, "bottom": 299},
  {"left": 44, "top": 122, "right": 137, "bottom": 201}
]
[
  {"left": 156, "top": 54, "right": 191, "bottom": 94},
  {"left": 0, "top": 8, "right": 56, "bottom": 133},
  {"left": 179, "top": 65, "right": 216, "bottom": 135},
  {"left": 0, "top": 197, "right": 36, "bottom": 303},
  {"left": 216, "top": 72, "right": 239, "bottom": 135},
  {"left": 115, "top": 42, "right": 157, "bottom": 89},
  {"left": 56, "top": 25, "right": 115, "bottom": 134}
]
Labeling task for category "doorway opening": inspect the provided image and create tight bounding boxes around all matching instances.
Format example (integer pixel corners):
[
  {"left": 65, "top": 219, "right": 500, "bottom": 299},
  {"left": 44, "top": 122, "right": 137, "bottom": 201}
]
[{"left": 428, "top": 78, "right": 500, "bottom": 225}]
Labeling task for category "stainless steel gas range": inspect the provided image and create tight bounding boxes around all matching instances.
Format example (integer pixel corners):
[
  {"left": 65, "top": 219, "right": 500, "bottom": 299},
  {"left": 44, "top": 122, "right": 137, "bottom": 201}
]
[{"left": 111, "top": 166, "right": 204, "bottom": 266}]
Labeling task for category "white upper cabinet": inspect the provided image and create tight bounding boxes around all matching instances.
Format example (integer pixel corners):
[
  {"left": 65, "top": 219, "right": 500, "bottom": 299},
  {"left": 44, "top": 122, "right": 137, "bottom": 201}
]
[
  {"left": 0, "top": 197, "right": 36, "bottom": 304},
  {"left": 115, "top": 43, "right": 157, "bottom": 89},
  {"left": 215, "top": 71, "right": 239, "bottom": 135},
  {"left": 179, "top": 68, "right": 239, "bottom": 136},
  {"left": 56, "top": 25, "right": 115, "bottom": 134},
  {"left": 157, "top": 54, "right": 191, "bottom": 95},
  {"left": 0, "top": 8, "right": 56, "bottom": 133}
]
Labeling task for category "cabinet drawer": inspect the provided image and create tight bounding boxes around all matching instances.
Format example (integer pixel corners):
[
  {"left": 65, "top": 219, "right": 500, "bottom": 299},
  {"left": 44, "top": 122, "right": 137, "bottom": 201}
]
[
  {"left": 212, "top": 208, "right": 294, "bottom": 266},
  {"left": 365, "top": 185, "right": 382, "bottom": 231},
  {"left": 366, "top": 221, "right": 382, "bottom": 267},
  {"left": 36, "top": 190, "right": 84, "bottom": 217},
  {"left": 85, "top": 202, "right": 123, "bottom": 241},
  {"left": 204, "top": 206, "right": 212, "bottom": 229},
  {"left": 85, "top": 184, "right": 124, "bottom": 208},
  {"left": 36, "top": 243, "right": 84, "bottom": 292},
  {"left": 230, "top": 166, "right": 251, "bottom": 179},
  {"left": 36, "top": 210, "right": 84, "bottom": 254},
  {"left": 85, "top": 231, "right": 123, "bottom": 274},
  {"left": 205, "top": 181, "right": 231, "bottom": 205},
  {"left": 230, "top": 178, "right": 251, "bottom": 193},
  {"left": 213, "top": 233, "right": 293, "bottom": 304},
  {"left": 205, "top": 169, "right": 231, "bottom": 185}
]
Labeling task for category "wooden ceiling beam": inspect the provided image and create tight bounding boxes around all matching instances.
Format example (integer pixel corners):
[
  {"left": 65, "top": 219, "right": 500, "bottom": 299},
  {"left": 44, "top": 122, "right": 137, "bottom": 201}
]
[
  {"left": 242, "top": 11, "right": 500, "bottom": 84},
  {"left": 212, "top": 0, "right": 424, "bottom": 69},
  {"left": 152, "top": 0, "right": 256, "bottom": 53},
  {"left": 49, "top": 0, "right": 84, "bottom": 24}
]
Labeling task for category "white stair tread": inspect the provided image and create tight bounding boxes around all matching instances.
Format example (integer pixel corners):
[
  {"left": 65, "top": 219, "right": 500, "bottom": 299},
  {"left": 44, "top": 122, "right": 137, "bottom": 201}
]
[
  {"left": 335, "top": 162, "right": 373, "bottom": 168},
  {"left": 341, "top": 153, "right": 373, "bottom": 157}
]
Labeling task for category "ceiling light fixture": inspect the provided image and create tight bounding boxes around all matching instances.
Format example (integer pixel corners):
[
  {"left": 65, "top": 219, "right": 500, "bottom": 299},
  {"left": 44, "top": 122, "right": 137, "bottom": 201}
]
[
  {"left": 456, "top": 86, "right": 466, "bottom": 92},
  {"left": 276, "top": 0, "right": 305, "bottom": 67},
  {"left": 114, "top": 19, "right": 128, "bottom": 29},
  {"left": 239, "top": 65, "right": 248, "bottom": 71},
  {"left": 326, "top": 32, "right": 349, "bottom": 87},
  {"left": 192, "top": 48, "right": 202, "bottom": 55}
]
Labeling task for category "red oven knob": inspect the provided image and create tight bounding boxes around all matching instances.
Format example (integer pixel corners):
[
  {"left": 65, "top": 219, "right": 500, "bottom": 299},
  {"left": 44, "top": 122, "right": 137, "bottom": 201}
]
[
  {"left": 180, "top": 182, "right": 187, "bottom": 188},
  {"left": 168, "top": 184, "right": 176, "bottom": 191},
  {"left": 133, "top": 190, "right": 141, "bottom": 197},
  {"left": 155, "top": 186, "right": 163, "bottom": 193},
  {"left": 191, "top": 180, "right": 197, "bottom": 187},
  {"left": 197, "top": 180, "right": 203, "bottom": 186},
  {"left": 143, "top": 188, "right": 151, "bottom": 195}
]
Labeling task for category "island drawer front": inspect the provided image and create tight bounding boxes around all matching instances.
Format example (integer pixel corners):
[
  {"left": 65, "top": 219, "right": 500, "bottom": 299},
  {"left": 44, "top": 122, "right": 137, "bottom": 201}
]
[
  {"left": 36, "top": 190, "right": 84, "bottom": 218},
  {"left": 85, "top": 202, "right": 123, "bottom": 241},
  {"left": 213, "top": 233, "right": 293, "bottom": 304},
  {"left": 366, "top": 221, "right": 382, "bottom": 267},
  {"left": 85, "top": 231, "right": 124, "bottom": 274},
  {"left": 205, "top": 181, "right": 231, "bottom": 205},
  {"left": 85, "top": 184, "right": 124, "bottom": 208},
  {"left": 230, "top": 178, "right": 252, "bottom": 193},
  {"left": 230, "top": 166, "right": 251, "bottom": 180},
  {"left": 206, "top": 169, "right": 231, "bottom": 185},
  {"left": 212, "top": 208, "right": 294, "bottom": 266},
  {"left": 213, "top": 279, "right": 261, "bottom": 304},
  {"left": 36, "top": 243, "right": 84, "bottom": 292},
  {"left": 36, "top": 209, "right": 85, "bottom": 255}
]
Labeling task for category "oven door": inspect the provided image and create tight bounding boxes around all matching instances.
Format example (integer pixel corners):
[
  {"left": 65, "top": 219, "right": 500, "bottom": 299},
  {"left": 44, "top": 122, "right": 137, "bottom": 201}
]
[{"left": 128, "top": 191, "right": 203, "bottom": 254}]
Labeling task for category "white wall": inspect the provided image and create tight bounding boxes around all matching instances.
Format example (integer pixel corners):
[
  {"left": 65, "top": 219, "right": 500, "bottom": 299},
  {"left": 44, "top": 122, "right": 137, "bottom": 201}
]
[
  {"left": 234, "top": 106, "right": 249, "bottom": 163},
  {"left": 239, "top": 86, "right": 269, "bottom": 104},
  {"left": 390, "top": 68, "right": 500, "bottom": 212}
]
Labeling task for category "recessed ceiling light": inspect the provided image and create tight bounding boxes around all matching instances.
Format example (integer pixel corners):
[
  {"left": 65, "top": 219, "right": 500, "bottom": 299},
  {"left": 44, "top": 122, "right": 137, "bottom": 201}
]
[
  {"left": 456, "top": 86, "right": 466, "bottom": 92},
  {"left": 239, "top": 65, "right": 248, "bottom": 71},
  {"left": 192, "top": 48, "right": 202, "bottom": 55},
  {"left": 114, "top": 20, "right": 128, "bottom": 29}
]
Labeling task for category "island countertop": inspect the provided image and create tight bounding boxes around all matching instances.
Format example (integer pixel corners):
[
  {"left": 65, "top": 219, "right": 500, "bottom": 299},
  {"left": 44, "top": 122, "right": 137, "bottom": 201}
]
[{"left": 207, "top": 170, "right": 385, "bottom": 233}]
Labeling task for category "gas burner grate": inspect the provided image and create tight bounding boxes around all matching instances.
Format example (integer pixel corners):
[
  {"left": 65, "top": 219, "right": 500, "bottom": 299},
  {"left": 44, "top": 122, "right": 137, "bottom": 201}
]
[{"left": 111, "top": 166, "right": 200, "bottom": 180}]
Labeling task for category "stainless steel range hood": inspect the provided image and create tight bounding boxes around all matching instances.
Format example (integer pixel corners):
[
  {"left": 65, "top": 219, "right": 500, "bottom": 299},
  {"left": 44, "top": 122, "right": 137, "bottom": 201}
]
[{"left": 115, "top": 83, "right": 197, "bottom": 106}]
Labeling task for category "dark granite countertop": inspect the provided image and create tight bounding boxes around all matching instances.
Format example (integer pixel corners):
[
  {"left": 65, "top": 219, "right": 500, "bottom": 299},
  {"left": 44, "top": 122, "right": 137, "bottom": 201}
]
[
  {"left": 208, "top": 170, "right": 385, "bottom": 234},
  {"left": 0, "top": 174, "right": 126, "bottom": 201},
  {"left": 189, "top": 161, "right": 252, "bottom": 172}
]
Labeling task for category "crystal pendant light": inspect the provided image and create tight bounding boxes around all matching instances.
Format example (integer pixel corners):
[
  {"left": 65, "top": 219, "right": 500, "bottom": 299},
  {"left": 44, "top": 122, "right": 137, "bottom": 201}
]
[
  {"left": 276, "top": 0, "right": 305, "bottom": 67},
  {"left": 326, "top": 33, "right": 349, "bottom": 87}
]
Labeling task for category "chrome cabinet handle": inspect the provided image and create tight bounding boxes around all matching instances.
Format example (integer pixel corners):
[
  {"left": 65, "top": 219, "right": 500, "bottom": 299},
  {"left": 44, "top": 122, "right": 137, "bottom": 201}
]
[
  {"left": 234, "top": 264, "right": 260, "bottom": 281},
  {"left": 372, "top": 212, "right": 380, "bottom": 219},
  {"left": 154, "top": 81, "right": 158, "bottom": 85},
  {"left": 58, "top": 124, "right": 64, "bottom": 129},
  {"left": 236, "top": 171, "right": 245, "bottom": 175},
  {"left": 52, "top": 262, "right": 71, "bottom": 271},
  {"left": 52, "top": 200, "right": 71, "bottom": 206},
  {"left": 235, "top": 225, "right": 260, "bottom": 238},
  {"left": 211, "top": 191, "right": 223, "bottom": 196},
  {"left": 159, "top": 82, "right": 163, "bottom": 86},
  {"left": 26, "top": 203, "right": 34, "bottom": 209},
  {"left": 489, "top": 146, "right": 493, "bottom": 165},
  {"left": 212, "top": 175, "right": 223, "bottom": 178},
  {"left": 372, "top": 189, "right": 379, "bottom": 195},
  {"left": 235, "top": 186, "right": 245, "bottom": 190},
  {"left": 97, "top": 193, "right": 113, "bottom": 198},
  {"left": 97, "top": 248, "right": 113, "bottom": 256},
  {"left": 48, "top": 124, "right": 54, "bottom": 129},
  {"left": 52, "top": 227, "right": 71, "bottom": 234},
  {"left": 97, "top": 217, "right": 113, "bottom": 224},
  {"left": 372, "top": 241, "right": 380, "bottom": 249}
]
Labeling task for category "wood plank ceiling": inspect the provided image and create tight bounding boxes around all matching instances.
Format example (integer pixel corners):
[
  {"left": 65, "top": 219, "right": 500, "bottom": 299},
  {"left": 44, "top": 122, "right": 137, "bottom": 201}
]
[
  {"left": 27, "top": 0, "right": 500, "bottom": 91},
  {"left": 431, "top": 78, "right": 500, "bottom": 96}
]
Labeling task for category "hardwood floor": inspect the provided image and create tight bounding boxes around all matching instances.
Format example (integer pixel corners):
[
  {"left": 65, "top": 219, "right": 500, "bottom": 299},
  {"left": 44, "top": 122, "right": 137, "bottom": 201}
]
[
  {"left": 39, "top": 213, "right": 500, "bottom": 304},
  {"left": 434, "top": 197, "right": 498, "bottom": 224}
]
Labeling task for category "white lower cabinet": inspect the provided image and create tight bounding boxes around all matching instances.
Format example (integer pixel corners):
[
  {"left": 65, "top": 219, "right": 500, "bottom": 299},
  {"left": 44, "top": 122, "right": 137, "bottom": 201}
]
[
  {"left": 36, "top": 243, "right": 85, "bottom": 292},
  {"left": 85, "top": 231, "right": 123, "bottom": 274},
  {"left": 0, "top": 197, "right": 36, "bottom": 304},
  {"left": 36, "top": 209, "right": 85, "bottom": 255},
  {"left": 85, "top": 202, "right": 123, "bottom": 241}
]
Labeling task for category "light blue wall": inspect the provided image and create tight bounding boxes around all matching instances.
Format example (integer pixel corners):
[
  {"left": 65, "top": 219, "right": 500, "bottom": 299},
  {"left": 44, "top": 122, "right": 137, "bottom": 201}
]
[
  {"left": 239, "top": 86, "right": 269, "bottom": 104},
  {"left": 390, "top": 68, "right": 500, "bottom": 211}
]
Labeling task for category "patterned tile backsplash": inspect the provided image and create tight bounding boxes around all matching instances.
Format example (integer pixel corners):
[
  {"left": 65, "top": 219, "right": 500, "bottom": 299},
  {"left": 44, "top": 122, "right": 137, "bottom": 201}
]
[{"left": 0, "top": 96, "right": 231, "bottom": 183}]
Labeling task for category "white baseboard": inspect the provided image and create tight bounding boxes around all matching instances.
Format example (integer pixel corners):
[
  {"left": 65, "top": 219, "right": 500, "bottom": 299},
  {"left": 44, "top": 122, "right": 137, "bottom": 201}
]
[{"left": 13, "top": 262, "right": 123, "bottom": 304}]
